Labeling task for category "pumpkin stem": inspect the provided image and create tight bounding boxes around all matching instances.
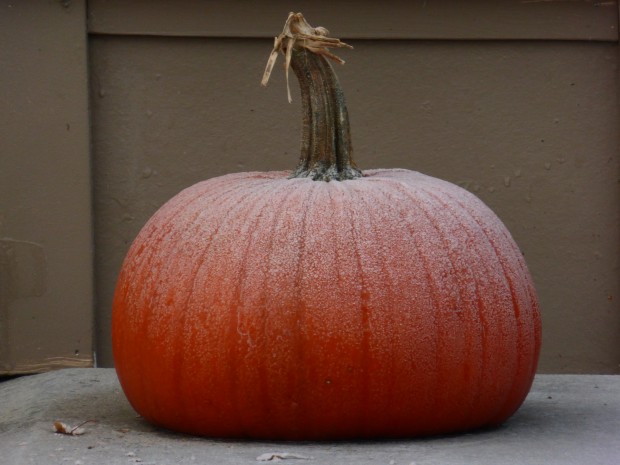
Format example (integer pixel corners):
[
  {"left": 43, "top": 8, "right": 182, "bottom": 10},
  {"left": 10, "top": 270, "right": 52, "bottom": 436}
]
[{"left": 261, "top": 12, "right": 362, "bottom": 181}]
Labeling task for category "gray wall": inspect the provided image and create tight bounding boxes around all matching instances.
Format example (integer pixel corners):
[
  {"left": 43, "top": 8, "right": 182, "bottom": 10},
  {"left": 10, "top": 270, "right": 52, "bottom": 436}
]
[{"left": 2, "top": 0, "right": 619, "bottom": 374}]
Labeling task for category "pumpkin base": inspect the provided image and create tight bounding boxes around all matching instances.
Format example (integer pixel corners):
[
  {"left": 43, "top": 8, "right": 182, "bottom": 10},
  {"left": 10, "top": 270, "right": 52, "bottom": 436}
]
[{"left": 139, "top": 416, "right": 510, "bottom": 442}]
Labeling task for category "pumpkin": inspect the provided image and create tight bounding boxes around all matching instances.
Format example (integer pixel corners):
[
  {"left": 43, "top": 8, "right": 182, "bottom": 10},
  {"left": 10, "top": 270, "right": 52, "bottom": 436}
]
[{"left": 112, "top": 13, "right": 541, "bottom": 440}]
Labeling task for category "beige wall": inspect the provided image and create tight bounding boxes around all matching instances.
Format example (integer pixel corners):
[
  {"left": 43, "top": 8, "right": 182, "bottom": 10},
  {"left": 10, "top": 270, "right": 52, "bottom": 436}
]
[
  {"left": 0, "top": 0, "right": 93, "bottom": 373},
  {"left": 3, "top": 0, "right": 619, "bottom": 374}
]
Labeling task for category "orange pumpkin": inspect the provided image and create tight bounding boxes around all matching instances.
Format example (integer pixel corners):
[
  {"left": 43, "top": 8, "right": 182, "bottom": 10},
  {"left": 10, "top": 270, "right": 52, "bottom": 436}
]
[{"left": 112, "top": 13, "right": 541, "bottom": 440}]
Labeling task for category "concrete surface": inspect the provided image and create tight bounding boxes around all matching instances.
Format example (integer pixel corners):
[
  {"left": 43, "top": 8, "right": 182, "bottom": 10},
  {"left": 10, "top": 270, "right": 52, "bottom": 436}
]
[{"left": 0, "top": 369, "right": 618, "bottom": 465}]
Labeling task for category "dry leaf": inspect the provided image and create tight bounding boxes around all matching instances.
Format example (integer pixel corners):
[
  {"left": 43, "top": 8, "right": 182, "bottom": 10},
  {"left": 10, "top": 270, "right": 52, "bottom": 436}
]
[
  {"left": 53, "top": 420, "right": 96, "bottom": 436},
  {"left": 261, "top": 12, "right": 352, "bottom": 102},
  {"left": 256, "top": 452, "right": 313, "bottom": 461}
]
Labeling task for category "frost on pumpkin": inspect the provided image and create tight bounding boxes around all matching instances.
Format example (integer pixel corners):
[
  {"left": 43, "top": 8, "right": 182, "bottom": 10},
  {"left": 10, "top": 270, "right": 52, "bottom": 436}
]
[{"left": 113, "top": 167, "right": 539, "bottom": 438}]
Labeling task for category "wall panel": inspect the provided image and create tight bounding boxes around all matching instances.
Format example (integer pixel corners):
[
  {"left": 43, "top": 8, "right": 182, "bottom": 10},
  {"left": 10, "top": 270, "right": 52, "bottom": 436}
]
[
  {"left": 90, "top": 33, "right": 619, "bottom": 372},
  {"left": 0, "top": 0, "right": 94, "bottom": 374}
]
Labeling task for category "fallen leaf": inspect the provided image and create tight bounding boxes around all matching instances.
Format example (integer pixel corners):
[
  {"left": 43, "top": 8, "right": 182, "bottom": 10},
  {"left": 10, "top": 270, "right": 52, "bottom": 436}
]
[
  {"left": 256, "top": 452, "right": 313, "bottom": 461},
  {"left": 261, "top": 12, "right": 352, "bottom": 103},
  {"left": 53, "top": 420, "right": 96, "bottom": 436}
]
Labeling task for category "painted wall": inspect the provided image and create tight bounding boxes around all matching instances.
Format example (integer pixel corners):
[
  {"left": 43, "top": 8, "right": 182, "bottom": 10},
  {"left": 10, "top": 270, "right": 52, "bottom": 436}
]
[
  {"left": 2, "top": 0, "right": 619, "bottom": 373},
  {"left": 0, "top": 0, "right": 93, "bottom": 373}
]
